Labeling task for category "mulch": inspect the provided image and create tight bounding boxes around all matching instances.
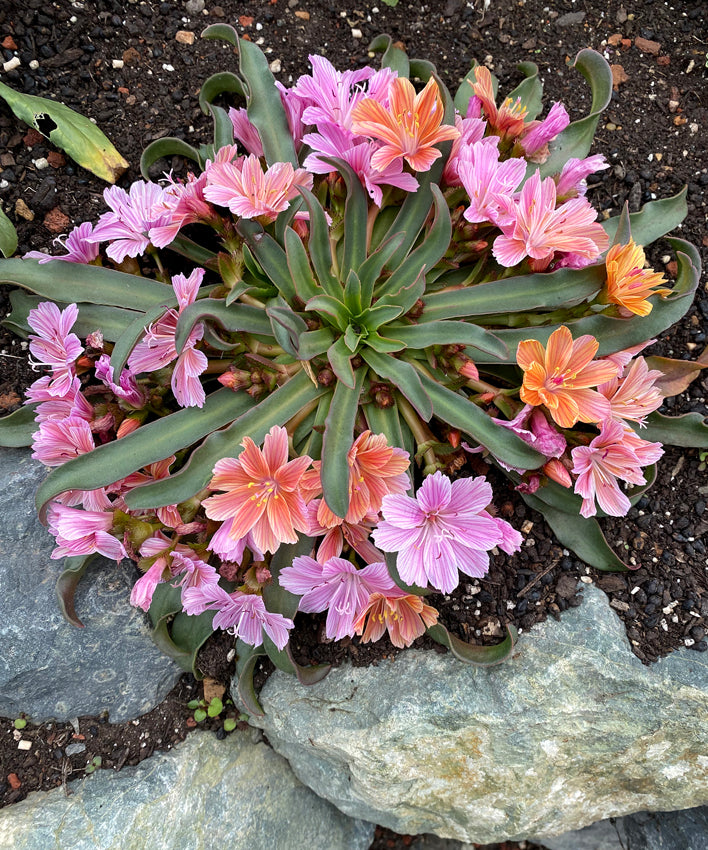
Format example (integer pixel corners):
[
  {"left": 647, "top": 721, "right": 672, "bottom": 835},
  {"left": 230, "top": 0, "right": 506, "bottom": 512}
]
[{"left": 0, "top": 2, "right": 706, "bottom": 847}]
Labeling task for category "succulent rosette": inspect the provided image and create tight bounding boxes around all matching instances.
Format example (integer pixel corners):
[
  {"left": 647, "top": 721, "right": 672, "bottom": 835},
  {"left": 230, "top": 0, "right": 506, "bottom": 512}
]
[{"left": 0, "top": 28, "right": 705, "bottom": 712}]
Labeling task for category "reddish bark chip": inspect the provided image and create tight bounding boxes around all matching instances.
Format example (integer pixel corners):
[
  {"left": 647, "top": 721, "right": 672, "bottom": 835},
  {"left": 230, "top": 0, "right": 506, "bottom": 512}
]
[
  {"left": 239, "top": 15, "right": 254, "bottom": 27},
  {"left": 46, "top": 151, "right": 66, "bottom": 169},
  {"left": 23, "top": 128, "right": 44, "bottom": 147},
  {"left": 611, "top": 64, "right": 629, "bottom": 89},
  {"left": 7, "top": 773, "right": 21, "bottom": 790},
  {"left": 1, "top": 36, "right": 18, "bottom": 50},
  {"left": 635, "top": 36, "right": 661, "bottom": 55},
  {"left": 43, "top": 207, "right": 71, "bottom": 234}
]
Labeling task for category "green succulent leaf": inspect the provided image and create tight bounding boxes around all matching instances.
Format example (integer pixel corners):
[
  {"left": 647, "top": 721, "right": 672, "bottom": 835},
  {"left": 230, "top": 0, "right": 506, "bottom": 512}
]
[
  {"left": 263, "top": 637, "right": 332, "bottom": 684},
  {"left": 36, "top": 388, "right": 257, "bottom": 519},
  {"left": 536, "top": 49, "right": 613, "bottom": 179},
  {"left": 125, "top": 370, "right": 326, "bottom": 510},
  {"left": 521, "top": 493, "right": 631, "bottom": 571},
  {"left": 421, "top": 263, "right": 606, "bottom": 322},
  {"left": 0, "top": 80, "right": 128, "bottom": 183},
  {"left": 237, "top": 36, "right": 298, "bottom": 168},
  {"left": 321, "top": 369, "right": 366, "bottom": 517},
  {"left": 427, "top": 622, "right": 518, "bottom": 665},
  {"left": 0, "top": 205, "right": 18, "bottom": 258},
  {"left": 323, "top": 158, "right": 368, "bottom": 281},
  {"left": 306, "top": 294, "right": 349, "bottom": 332},
  {"left": 285, "top": 227, "right": 320, "bottom": 302},
  {"left": 343, "top": 323, "right": 363, "bottom": 353},
  {"left": 209, "top": 103, "right": 235, "bottom": 151},
  {"left": 418, "top": 371, "right": 545, "bottom": 470},
  {"left": 361, "top": 302, "right": 409, "bottom": 330},
  {"left": 295, "top": 327, "right": 335, "bottom": 359},
  {"left": 300, "top": 393, "right": 331, "bottom": 460},
  {"left": 387, "top": 321, "right": 508, "bottom": 360},
  {"left": 0, "top": 403, "right": 38, "bottom": 448},
  {"left": 175, "top": 300, "right": 273, "bottom": 353},
  {"left": 327, "top": 336, "right": 356, "bottom": 388},
  {"left": 608, "top": 204, "right": 632, "bottom": 248},
  {"left": 506, "top": 61, "right": 543, "bottom": 122},
  {"left": 298, "top": 188, "right": 341, "bottom": 297},
  {"left": 639, "top": 411, "right": 708, "bottom": 448},
  {"left": 361, "top": 350, "right": 433, "bottom": 420},
  {"left": 140, "top": 138, "right": 201, "bottom": 181},
  {"left": 364, "top": 331, "right": 406, "bottom": 353},
  {"left": 0, "top": 259, "right": 171, "bottom": 312},
  {"left": 343, "top": 270, "right": 365, "bottom": 317},
  {"left": 601, "top": 188, "right": 688, "bottom": 248},
  {"left": 201, "top": 22, "right": 240, "bottom": 48},
  {"left": 267, "top": 300, "right": 309, "bottom": 357},
  {"left": 368, "top": 33, "right": 410, "bottom": 77},
  {"left": 198, "top": 70, "right": 246, "bottom": 114},
  {"left": 55, "top": 555, "right": 94, "bottom": 628},
  {"left": 357, "top": 232, "right": 406, "bottom": 297},
  {"left": 169, "top": 610, "right": 216, "bottom": 678},
  {"left": 235, "top": 640, "right": 266, "bottom": 717},
  {"left": 238, "top": 220, "right": 299, "bottom": 303}
]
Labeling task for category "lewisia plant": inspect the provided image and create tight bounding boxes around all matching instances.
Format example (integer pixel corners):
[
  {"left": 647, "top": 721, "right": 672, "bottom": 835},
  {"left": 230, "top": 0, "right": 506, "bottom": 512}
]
[{"left": 0, "top": 29, "right": 705, "bottom": 710}]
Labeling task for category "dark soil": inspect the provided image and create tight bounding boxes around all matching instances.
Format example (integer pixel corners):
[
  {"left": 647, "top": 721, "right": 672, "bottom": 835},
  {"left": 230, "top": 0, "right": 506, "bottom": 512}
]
[{"left": 0, "top": 1, "right": 706, "bottom": 846}]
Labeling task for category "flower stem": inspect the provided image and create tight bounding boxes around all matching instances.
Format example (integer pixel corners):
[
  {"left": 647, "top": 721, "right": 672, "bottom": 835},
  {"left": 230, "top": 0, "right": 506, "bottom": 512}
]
[{"left": 396, "top": 394, "right": 440, "bottom": 474}]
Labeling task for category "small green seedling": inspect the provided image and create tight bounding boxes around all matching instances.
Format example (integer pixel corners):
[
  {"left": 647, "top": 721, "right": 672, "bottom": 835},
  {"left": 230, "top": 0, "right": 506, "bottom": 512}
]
[
  {"left": 13, "top": 716, "right": 27, "bottom": 730},
  {"left": 84, "top": 755, "right": 102, "bottom": 775},
  {"left": 223, "top": 718, "right": 237, "bottom": 733}
]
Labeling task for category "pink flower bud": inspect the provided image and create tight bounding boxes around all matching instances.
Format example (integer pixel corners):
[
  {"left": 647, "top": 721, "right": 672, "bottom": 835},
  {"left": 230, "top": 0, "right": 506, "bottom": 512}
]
[
  {"left": 543, "top": 458, "right": 572, "bottom": 488},
  {"left": 116, "top": 417, "right": 141, "bottom": 439}
]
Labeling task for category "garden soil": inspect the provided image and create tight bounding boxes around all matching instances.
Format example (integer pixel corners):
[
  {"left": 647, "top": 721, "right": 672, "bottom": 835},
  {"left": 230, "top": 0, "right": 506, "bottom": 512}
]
[{"left": 0, "top": 2, "right": 706, "bottom": 847}]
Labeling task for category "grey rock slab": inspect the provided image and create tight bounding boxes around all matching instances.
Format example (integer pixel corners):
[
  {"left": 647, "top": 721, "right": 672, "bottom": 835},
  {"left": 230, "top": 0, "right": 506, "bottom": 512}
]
[
  {"left": 246, "top": 585, "right": 708, "bottom": 844},
  {"left": 0, "top": 730, "right": 375, "bottom": 850},
  {"left": 0, "top": 448, "right": 180, "bottom": 722}
]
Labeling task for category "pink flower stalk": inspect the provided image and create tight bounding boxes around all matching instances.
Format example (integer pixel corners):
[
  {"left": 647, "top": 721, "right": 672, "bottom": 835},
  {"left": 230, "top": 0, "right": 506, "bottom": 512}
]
[
  {"left": 149, "top": 172, "right": 215, "bottom": 249},
  {"left": 115, "top": 457, "right": 181, "bottom": 528},
  {"left": 128, "top": 268, "right": 207, "bottom": 408},
  {"left": 519, "top": 101, "right": 570, "bottom": 160},
  {"left": 204, "top": 154, "right": 312, "bottom": 222},
  {"left": 555, "top": 155, "right": 609, "bottom": 200},
  {"left": 352, "top": 76, "right": 460, "bottom": 173},
  {"left": 47, "top": 503, "right": 126, "bottom": 561},
  {"left": 302, "top": 430, "right": 410, "bottom": 526},
  {"left": 203, "top": 425, "right": 312, "bottom": 555},
  {"left": 94, "top": 354, "right": 145, "bottom": 408},
  {"left": 24, "top": 222, "right": 100, "bottom": 264},
  {"left": 597, "top": 356, "right": 664, "bottom": 425},
  {"left": 493, "top": 171, "right": 609, "bottom": 270},
  {"left": 441, "top": 113, "right": 489, "bottom": 186},
  {"left": 353, "top": 587, "right": 439, "bottom": 648},
  {"left": 303, "top": 123, "right": 418, "bottom": 206},
  {"left": 279, "top": 556, "right": 394, "bottom": 641},
  {"left": 182, "top": 583, "right": 293, "bottom": 649},
  {"left": 305, "top": 500, "right": 384, "bottom": 565},
  {"left": 27, "top": 302, "right": 83, "bottom": 398},
  {"left": 88, "top": 181, "right": 173, "bottom": 263},
  {"left": 571, "top": 419, "right": 662, "bottom": 517},
  {"left": 372, "top": 471, "right": 509, "bottom": 594},
  {"left": 457, "top": 140, "right": 526, "bottom": 226}
]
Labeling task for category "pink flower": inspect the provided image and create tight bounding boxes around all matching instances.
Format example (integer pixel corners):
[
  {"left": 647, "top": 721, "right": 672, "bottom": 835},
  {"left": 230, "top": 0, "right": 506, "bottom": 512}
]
[
  {"left": 128, "top": 268, "right": 207, "bottom": 408},
  {"left": 27, "top": 302, "right": 83, "bottom": 398},
  {"left": 372, "top": 471, "right": 508, "bottom": 594},
  {"left": 27, "top": 376, "right": 93, "bottom": 423},
  {"left": 203, "top": 425, "right": 312, "bottom": 556},
  {"left": 88, "top": 182, "right": 173, "bottom": 263},
  {"left": 204, "top": 154, "right": 312, "bottom": 222},
  {"left": 24, "top": 222, "right": 100, "bottom": 264},
  {"left": 181, "top": 584, "right": 293, "bottom": 649},
  {"left": 519, "top": 101, "right": 570, "bottom": 160},
  {"left": 228, "top": 107, "right": 265, "bottom": 156},
  {"left": 208, "top": 522, "right": 264, "bottom": 564},
  {"left": 555, "top": 155, "right": 609, "bottom": 200},
  {"left": 597, "top": 356, "right": 664, "bottom": 426},
  {"left": 457, "top": 140, "right": 526, "bottom": 226},
  {"left": 149, "top": 172, "right": 215, "bottom": 249},
  {"left": 571, "top": 419, "right": 662, "bottom": 518},
  {"left": 441, "top": 113, "right": 489, "bottom": 186},
  {"left": 47, "top": 503, "right": 126, "bottom": 561},
  {"left": 493, "top": 404, "right": 567, "bottom": 471},
  {"left": 94, "top": 354, "right": 145, "bottom": 408},
  {"left": 115, "top": 458, "right": 181, "bottom": 528},
  {"left": 130, "top": 560, "right": 168, "bottom": 611},
  {"left": 279, "top": 556, "right": 393, "bottom": 641},
  {"left": 353, "top": 587, "right": 439, "bottom": 648},
  {"left": 493, "top": 171, "right": 609, "bottom": 270}
]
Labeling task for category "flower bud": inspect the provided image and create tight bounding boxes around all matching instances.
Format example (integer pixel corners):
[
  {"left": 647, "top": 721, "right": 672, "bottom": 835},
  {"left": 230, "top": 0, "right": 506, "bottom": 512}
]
[
  {"left": 459, "top": 360, "right": 479, "bottom": 381},
  {"left": 116, "top": 417, "right": 141, "bottom": 439},
  {"left": 543, "top": 458, "right": 572, "bottom": 488}
]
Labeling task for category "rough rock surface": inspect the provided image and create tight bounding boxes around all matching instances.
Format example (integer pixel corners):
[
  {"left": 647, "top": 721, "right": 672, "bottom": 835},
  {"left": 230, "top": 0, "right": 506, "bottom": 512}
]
[
  {"left": 0, "top": 449, "right": 180, "bottom": 722},
  {"left": 0, "top": 729, "right": 375, "bottom": 850},
  {"left": 247, "top": 585, "right": 708, "bottom": 844}
]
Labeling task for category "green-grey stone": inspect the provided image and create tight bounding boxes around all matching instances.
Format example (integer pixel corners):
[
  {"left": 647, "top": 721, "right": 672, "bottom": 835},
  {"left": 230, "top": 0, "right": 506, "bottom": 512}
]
[
  {"left": 0, "top": 730, "right": 375, "bottom": 850},
  {"left": 246, "top": 585, "right": 708, "bottom": 844}
]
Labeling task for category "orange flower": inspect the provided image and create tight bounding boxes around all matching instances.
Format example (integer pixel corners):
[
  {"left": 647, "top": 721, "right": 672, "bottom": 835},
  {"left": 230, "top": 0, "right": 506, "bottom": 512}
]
[
  {"left": 604, "top": 240, "right": 671, "bottom": 317},
  {"left": 351, "top": 76, "right": 460, "bottom": 172},
  {"left": 469, "top": 65, "right": 527, "bottom": 139},
  {"left": 353, "top": 589, "right": 439, "bottom": 648},
  {"left": 516, "top": 326, "right": 619, "bottom": 428},
  {"left": 301, "top": 431, "right": 410, "bottom": 525},
  {"left": 203, "top": 425, "right": 311, "bottom": 555}
]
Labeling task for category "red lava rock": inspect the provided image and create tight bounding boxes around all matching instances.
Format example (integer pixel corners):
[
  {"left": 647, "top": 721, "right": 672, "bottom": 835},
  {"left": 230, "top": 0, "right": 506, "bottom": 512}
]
[
  {"left": 46, "top": 151, "right": 66, "bottom": 169},
  {"left": 635, "top": 36, "right": 661, "bottom": 55},
  {"left": 122, "top": 47, "right": 140, "bottom": 64},
  {"left": 7, "top": 773, "right": 21, "bottom": 790},
  {"left": 23, "top": 128, "right": 44, "bottom": 147},
  {"left": 185, "top": 717, "right": 197, "bottom": 728},
  {"left": 43, "top": 207, "right": 71, "bottom": 234},
  {"left": 620, "top": 38, "right": 632, "bottom": 50},
  {"left": 239, "top": 15, "right": 254, "bottom": 27},
  {"left": 2, "top": 36, "right": 17, "bottom": 50},
  {"left": 657, "top": 55, "right": 671, "bottom": 67},
  {"left": 611, "top": 64, "right": 629, "bottom": 89},
  {"left": 117, "top": 86, "right": 130, "bottom": 95},
  {"left": 607, "top": 33, "right": 623, "bottom": 46},
  {"left": 666, "top": 260, "right": 678, "bottom": 279}
]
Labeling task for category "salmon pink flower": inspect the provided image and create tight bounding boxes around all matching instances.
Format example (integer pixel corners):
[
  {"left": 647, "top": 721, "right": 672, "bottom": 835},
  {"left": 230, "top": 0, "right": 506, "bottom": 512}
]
[
  {"left": 279, "top": 556, "right": 393, "bottom": 640},
  {"left": 597, "top": 356, "right": 664, "bottom": 426},
  {"left": 571, "top": 419, "right": 663, "bottom": 517},
  {"left": 305, "top": 500, "right": 384, "bottom": 565},
  {"left": 469, "top": 65, "right": 528, "bottom": 139},
  {"left": 517, "top": 326, "right": 620, "bottom": 428},
  {"left": 204, "top": 154, "right": 312, "bottom": 222},
  {"left": 493, "top": 171, "right": 609, "bottom": 270},
  {"left": 353, "top": 587, "right": 439, "bottom": 648},
  {"left": 372, "top": 471, "right": 511, "bottom": 594},
  {"left": 202, "top": 425, "right": 312, "bottom": 555},
  {"left": 351, "top": 76, "right": 460, "bottom": 173},
  {"left": 604, "top": 240, "right": 671, "bottom": 317}
]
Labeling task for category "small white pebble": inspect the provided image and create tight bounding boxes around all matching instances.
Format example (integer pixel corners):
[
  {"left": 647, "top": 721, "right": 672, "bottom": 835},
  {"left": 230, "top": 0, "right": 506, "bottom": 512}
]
[
  {"left": 630, "top": 586, "right": 640, "bottom": 595},
  {"left": 506, "top": 600, "right": 516, "bottom": 610},
  {"left": 112, "top": 59, "right": 124, "bottom": 69},
  {"left": 29, "top": 59, "right": 39, "bottom": 70},
  {"left": 17, "top": 740, "right": 32, "bottom": 751},
  {"left": 351, "top": 28, "right": 363, "bottom": 38},
  {"left": 33, "top": 157, "right": 49, "bottom": 170},
  {"left": 269, "top": 59, "right": 282, "bottom": 73},
  {"left": 162, "top": 63, "right": 175, "bottom": 72},
  {"left": 580, "top": 576, "right": 593, "bottom": 584},
  {"left": 3, "top": 57, "right": 21, "bottom": 73},
  {"left": 684, "top": 637, "right": 695, "bottom": 647},
  {"left": 256, "top": 22, "right": 263, "bottom": 31}
]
